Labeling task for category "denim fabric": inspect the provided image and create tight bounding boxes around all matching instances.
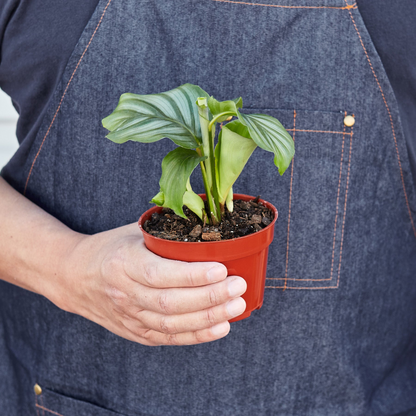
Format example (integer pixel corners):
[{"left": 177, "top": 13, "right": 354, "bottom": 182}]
[{"left": 1, "top": 0, "right": 416, "bottom": 415}]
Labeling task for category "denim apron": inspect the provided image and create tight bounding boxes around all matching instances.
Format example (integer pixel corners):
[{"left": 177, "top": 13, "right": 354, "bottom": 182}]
[{"left": 1, "top": 0, "right": 416, "bottom": 415}]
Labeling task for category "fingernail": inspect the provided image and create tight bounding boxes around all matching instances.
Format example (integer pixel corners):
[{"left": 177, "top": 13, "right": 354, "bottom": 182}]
[
  {"left": 207, "top": 265, "right": 226, "bottom": 283},
  {"left": 228, "top": 277, "right": 247, "bottom": 297},
  {"left": 211, "top": 321, "right": 230, "bottom": 336},
  {"left": 226, "top": 298, "right": 246, "bottom": 318}
]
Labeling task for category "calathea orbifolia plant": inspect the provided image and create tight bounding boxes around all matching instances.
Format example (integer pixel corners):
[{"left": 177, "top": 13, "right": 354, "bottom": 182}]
[{"left": 102, "top": 84, "right": 294, "bottom": 226}]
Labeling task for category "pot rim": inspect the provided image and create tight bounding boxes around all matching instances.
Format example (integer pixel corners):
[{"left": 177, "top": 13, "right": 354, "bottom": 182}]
[{"left": 138, "top": 193, "right": 278, "bottom": 246}]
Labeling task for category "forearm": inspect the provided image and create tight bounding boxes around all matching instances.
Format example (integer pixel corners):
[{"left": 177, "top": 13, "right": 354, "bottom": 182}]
[{"left": 0, "top": 176, "right": 82, "bottom": 302}]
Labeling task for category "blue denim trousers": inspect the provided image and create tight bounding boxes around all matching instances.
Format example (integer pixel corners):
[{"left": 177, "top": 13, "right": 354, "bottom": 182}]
[{"left": 1, "top": 0, "right": 416, "bottom": 414}]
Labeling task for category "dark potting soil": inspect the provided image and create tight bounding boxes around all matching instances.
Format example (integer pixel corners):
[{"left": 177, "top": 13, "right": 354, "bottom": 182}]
[{"left": 143, "top": 197, "right": 274, "bottom": 242}]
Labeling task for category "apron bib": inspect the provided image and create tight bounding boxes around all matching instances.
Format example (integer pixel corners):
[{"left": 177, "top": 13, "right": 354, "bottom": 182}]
[{"left": 1, "top": 1, "right": 416, "bottom": 414}]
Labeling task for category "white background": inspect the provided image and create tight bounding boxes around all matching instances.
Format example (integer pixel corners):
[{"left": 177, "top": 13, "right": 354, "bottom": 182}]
[{"left": 0, "top": 89, "right": 19, "bottom": 169}]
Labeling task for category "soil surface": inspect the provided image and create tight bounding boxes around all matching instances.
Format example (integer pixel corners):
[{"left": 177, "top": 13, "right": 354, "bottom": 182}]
[{"left": 143, "top": 197, "right": 274, "bottom": 242}]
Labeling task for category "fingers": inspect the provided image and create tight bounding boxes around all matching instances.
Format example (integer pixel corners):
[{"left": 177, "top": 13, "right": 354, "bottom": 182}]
[
  {"left": 133, "top": 275, "right": 247, "bottom": 315},
  {"left": 125, "top": 240, "right": 229, "bottom": 288},
  {"left": 148, "top": 321, "right": 232, "bottom": 346},
  {"left": 135, "top": 296, "right": 246, "bottom": 335},
  {"left": 88, "top": 225, "right": 247, "bottom": 347},
  {"left": 105, "top": 275, "right": 246, "bottom": 346},
  {"left": 122, "top": 317, "right": 232, "bottom": 347},
  {"left": 100, "top": 296, "right": 243, "bottom": 347}
]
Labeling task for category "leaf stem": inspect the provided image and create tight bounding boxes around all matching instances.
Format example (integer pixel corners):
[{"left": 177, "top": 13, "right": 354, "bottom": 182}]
[
  {"left": 208, "top": 126, "right": 222, "bottom": 222},
  {"left": 200, "top": 161, "right": 219, "bottom": 225},
  {"left": 220, "top": 202, "right": 225, "bottom": 215},
  {"left": 208, "top": 112, "right": 235, "bottom": 132}
]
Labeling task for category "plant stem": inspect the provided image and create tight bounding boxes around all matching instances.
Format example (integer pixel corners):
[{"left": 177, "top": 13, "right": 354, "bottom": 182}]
[
  {"left": 198, "top": 106, "right": 214, "bottom": 191},
  {"left": 200, "top": 161, "right": 219, "bottom": 225},
  {"left": 208, "top": 125, "right": 222, "bottom": 222},
  {"left": 197, "top": 102, "right": 222, "bottom": 225}
]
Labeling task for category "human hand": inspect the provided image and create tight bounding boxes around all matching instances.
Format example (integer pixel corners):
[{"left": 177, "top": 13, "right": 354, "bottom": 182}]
[{"left": 54, "top": 223, "right": 247, "bottom": 346}]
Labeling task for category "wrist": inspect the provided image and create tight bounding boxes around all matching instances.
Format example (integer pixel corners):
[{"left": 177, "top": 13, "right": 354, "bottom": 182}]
[{"left": 41, "top": 230, "right": 87, "bottom": 313}]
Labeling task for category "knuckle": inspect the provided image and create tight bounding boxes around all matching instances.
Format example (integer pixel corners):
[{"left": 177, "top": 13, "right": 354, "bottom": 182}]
[
  {"left": 158, "top": 291, "right": 171, "bottom": 314},
  {"left": 102, "top": 244, "right": 127, "bottom": 276},
  {"left": 142, "top": 261, "right": 160, "bottom": 287},
  {"left": 105, "top": 286, "right": 129, "bottom": 306},
  {"left": 204, "top": 308, "right": 217, "bottom": 327},
  {"left": 139, "top": 328, "right": 153, "bottom": 341},
  {"left": 166, "top": 333, "right": 179, "bottom": 346},
  {"left": 208, "top": 289, "right": 220, "bottom": 307},
  {"left": 159, "top": 316, "right": 177, "bottom": 334},
  {"left": 184, "top": 268, "right": 196, "bottom": 287},
  {"left": 132, "top": 307, "right": 146, "bottom": 322}
]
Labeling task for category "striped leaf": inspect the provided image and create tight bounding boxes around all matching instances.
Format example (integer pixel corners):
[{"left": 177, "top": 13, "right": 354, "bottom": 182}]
[
  {"left": 238, "top": 113, "right": 295, "bottom": 175},
  {"left": 102, "top": 84, "right": 209, "bottom": 149}
]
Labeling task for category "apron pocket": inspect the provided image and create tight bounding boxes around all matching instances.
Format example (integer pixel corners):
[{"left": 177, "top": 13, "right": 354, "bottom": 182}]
[
  {"left": 34, "top": 386, "right": 133, "bottom": 416},
  {"left": 235, "top": 107, "right": 354, "bottom": 290}
]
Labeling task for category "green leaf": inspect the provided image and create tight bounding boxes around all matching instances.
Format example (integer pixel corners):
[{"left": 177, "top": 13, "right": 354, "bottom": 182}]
[
  {"left": 102, "top": 83, "right": 209, "bottom": 149},
  {"left": 196, "top": 97, "right": 210, "bottom": 114},
  {"left": 237, "top": 113, "right": 295, "bottom": 175},
  {"left": 216, "top": 120, "right": 257, "bottom": 204},
  {"left": 158, "top": 147, "right": 206, "bottom": 218},
  {"left": 151, "top": 182, "right": 206, "bottom": 221},
  {"left": 151, "top": 191, "right": 165, "bottom": 206},
  {"left": 225, "top": 187, "right": 234, "bottom": 212},
  {"left": 208, "top": 96, "right": 243, "bottom": 124},
  {"left": 183, "top": 180, "right": 206, "bottom": 221}
]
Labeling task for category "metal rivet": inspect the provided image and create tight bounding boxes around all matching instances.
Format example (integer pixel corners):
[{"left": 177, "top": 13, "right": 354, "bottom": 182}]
[
  {"left": 34, "top": 384, "right": 42, "bottom": 395},
  {"left": 344, "top": 115, "right": 355, "bottom": 127}
]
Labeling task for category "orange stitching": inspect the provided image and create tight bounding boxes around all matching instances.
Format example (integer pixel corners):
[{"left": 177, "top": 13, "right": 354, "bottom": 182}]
[
  {"left": 212, "top": 0, "right": 357, "bottom": 10},
  {"left": 268, "top": 119, "right": 348, "bottom": 283},
  {"left": 23, "top": 0, "right": 113, "bottom": 195},
  {"left": 266, "top": 126, "right": 354, "bottom": 289},
  {"left": 267, "top": 121, "right": 353, "bottom": 288},
  {"left": 283, "top": 110, "right": 296, "bottom": 291},
  {"left": 35, "top": 405, "right": 65, "bottom": 416},
  {"left": 344, "top": 2, "right": 416, "bottom": 238},
  {"left": 329, "top": 114, "right": 346, "bottom": 281},
  {"left": 336, "top": 126, "right": 353, "bottom": 286},
  {"left": 286, "top": 129, "right": 352, "bottom": 135},
  {"left": 266, "top": 285, "right": 339, "bottom": 289},
  {"left": 270, "top": 118, "right": 347, "bottom": 284}
]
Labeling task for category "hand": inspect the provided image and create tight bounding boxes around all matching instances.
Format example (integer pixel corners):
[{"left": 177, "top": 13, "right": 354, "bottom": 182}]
[
  {"left": 0, "top": 179, "right": 246, "bottom": 347},
  {"left": 56, "top": 223, "right": 247, "bottom": 346}
]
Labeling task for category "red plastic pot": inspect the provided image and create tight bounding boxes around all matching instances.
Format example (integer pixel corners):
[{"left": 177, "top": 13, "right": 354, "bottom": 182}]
[{"left": 138, "top": 194, "right": 278, "bottom": 322}]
